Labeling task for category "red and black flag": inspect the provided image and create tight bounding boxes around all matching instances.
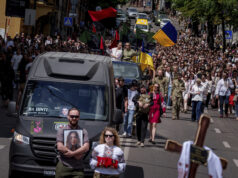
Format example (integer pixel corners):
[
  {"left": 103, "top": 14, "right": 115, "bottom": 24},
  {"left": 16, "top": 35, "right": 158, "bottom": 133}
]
[{"left": 88, "top": 7, "right": 117, "bottom": 22}]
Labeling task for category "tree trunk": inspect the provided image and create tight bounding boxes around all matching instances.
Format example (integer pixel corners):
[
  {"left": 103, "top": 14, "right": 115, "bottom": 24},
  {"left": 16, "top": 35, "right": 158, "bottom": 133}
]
[
  {"left": 192, "top": 18, "right": 199, "bottom": 37},
  {"left": 221, "top": 14, "right": 226, "bottom": 52},
  {"left": 207, "top": 18, "right": 214, "bottom": 50}
]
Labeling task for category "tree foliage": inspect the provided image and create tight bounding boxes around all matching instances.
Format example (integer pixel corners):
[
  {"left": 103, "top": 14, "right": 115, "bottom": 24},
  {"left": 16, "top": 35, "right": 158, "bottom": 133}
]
[{"left": 171, "top": 0, "right": 238, "bottom": 28}]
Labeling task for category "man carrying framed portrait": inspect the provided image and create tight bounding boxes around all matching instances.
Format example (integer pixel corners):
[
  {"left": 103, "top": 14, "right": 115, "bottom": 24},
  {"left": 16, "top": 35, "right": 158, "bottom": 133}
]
[{"left": 56, "top": 108, "right": 89, "bottom": 178}]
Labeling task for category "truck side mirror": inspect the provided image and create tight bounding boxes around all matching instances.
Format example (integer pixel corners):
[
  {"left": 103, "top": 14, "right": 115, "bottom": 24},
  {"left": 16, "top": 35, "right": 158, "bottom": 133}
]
[
  {"left": 113, "top": 109, "right": 123, "bottom": 124},
  {"left": 7, "top": 101, "right": 17, "bottom": 118}
]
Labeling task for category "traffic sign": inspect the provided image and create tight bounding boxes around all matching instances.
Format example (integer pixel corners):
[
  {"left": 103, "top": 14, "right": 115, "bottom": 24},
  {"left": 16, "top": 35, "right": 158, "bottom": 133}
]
[
  {"left": 64, "top": 17, "right": 73, "bottom": 26},
  {"left": 225, "top": 30, "right": 232, "bottom": 39},
  {"left": 69, "top": 13, "right": 77, "bottom": 17}
]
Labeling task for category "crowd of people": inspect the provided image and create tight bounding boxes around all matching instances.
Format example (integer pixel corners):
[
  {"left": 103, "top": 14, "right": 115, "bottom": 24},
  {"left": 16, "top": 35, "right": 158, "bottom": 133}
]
[
  {"left": 0, "top": 32, "right": 99, "bottom": 108},
  {"left": 114, "top": 28, "right": 238, "bottom": 148},
  {"left": 0, "top": 6, "right": 238, "bottom": 178}
]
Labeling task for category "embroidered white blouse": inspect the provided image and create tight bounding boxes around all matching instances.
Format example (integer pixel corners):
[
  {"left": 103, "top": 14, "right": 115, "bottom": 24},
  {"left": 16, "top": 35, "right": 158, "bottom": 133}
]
[{"left": 90, "top": 144, "right": 126, "bottom": 175}]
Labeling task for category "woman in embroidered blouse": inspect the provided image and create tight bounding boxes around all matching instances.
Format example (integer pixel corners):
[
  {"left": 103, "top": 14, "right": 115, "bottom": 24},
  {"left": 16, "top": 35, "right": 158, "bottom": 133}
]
[{"left": 90, "top": 127, "right": 126, "bottom": 178}]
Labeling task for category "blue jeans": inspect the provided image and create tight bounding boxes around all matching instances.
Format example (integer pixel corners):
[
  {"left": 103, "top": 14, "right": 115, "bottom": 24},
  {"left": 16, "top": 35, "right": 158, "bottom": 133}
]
[
  {"left": 219, "top": 95, "right": 229, "bottom": 116},
  {"left": 192, "top": 101, "right": 203, "bottom": 121},
  {"left": 167, "top": 86, "right": 172, "bottom": 106},
  {"left": 123, "top": 109, "right": 134, "bottom": 136}
]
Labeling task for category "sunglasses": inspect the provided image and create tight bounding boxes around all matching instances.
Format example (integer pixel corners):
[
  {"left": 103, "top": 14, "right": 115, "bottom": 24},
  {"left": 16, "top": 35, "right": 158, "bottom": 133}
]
[
  {"left": 69, "top": 115, "right": 79, "bottom": 119},
  {"left": 104, "top": 134, "right": 114, "bottom": 138}
]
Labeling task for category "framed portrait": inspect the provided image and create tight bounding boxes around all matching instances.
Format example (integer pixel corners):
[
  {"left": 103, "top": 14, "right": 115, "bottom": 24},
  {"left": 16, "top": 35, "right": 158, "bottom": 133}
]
[{"left": 64, "top": 130, "right": 83, "bottom": 151}]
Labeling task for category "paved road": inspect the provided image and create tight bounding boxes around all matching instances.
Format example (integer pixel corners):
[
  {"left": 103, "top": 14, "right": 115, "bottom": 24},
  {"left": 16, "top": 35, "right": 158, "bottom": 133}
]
[{"left": 120, "top": 108, "right": 238, "bottom": 178}]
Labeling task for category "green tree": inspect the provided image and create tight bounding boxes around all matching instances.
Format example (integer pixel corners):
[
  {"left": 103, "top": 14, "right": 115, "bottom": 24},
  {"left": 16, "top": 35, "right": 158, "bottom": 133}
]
[{"left": 171, "top": 0, "right": 238, "bottom": 50}]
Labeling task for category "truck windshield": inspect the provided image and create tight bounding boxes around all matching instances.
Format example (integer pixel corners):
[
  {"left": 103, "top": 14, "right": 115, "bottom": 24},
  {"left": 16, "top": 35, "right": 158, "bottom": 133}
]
[
  {"left": 21, "top": 81, "right": 108, "bottom": 121},
  {"left": 112, "top": 62, "right": 141, "bottom": 80}
]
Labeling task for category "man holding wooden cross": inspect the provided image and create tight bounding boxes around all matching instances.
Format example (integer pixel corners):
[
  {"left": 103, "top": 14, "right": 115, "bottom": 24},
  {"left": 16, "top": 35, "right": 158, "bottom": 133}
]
[{"left": 165, "top": 114, "right": 228, "bottom": 178}]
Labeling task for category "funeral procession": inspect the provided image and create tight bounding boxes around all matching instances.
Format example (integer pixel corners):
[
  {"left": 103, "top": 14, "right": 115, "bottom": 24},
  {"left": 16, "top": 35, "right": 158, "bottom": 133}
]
[{"left": 1, "top": 0, "right": 238, "bottom": 178}]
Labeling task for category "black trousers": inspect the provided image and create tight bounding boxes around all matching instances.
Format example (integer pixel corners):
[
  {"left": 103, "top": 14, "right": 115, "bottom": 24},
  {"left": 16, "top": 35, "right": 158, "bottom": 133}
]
[
  {"left": 205, "top": 93, "right": 211, "bottom": 108},
  {"left": 136, "top": 113, "right": 148, "bottom": 143}
]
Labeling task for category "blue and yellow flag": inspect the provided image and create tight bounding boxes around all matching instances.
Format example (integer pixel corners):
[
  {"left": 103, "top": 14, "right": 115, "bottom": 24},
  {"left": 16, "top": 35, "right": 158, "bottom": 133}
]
[
  {"left": 153, "top": 22, "right": 177, "bottom": 47},
  {"left": 139, "top": 41, "right": 154, "bottom": 71}
]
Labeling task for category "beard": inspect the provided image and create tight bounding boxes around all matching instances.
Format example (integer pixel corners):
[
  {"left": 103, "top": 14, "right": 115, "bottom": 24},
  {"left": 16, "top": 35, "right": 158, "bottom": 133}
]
[{"left": 69, "top": 120, "right": 78, "bottom": 127}]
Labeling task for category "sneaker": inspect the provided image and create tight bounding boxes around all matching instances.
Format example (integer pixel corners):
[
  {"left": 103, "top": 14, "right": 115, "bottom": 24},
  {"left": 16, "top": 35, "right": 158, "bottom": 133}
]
[
  {"left": 136, "top": 141, "right": 141, "bottom": 146},
  {"left": 140, "top": 143, "right": 144, "bottom": 147},
  {"left": 218, "top": 109, "right": 220, "bottom": 112},
  {"left": 122, "top": 132, "right": 127, "bottom": 137},
  {"left": 151, "top": 141, "right": 156, "bottom": 145},
  {"left": 166, "top": 106, "right": 171, "bottom": 109},
  {"left": 127, "top": 135, "right": 132, "bottom": 138}
]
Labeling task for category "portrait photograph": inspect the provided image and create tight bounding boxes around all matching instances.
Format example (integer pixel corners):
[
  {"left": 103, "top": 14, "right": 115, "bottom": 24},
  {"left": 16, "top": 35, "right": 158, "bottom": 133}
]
[{"left": 64, "top": 130, "right": 83, "bottom": 151}]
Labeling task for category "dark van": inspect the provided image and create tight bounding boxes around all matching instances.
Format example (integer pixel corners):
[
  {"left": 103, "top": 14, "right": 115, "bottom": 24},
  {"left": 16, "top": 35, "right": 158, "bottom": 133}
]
[
  {"left": 112, "top": 61, "right": 143, "bottom": 85},
  {"left": 8, "top": 52, "right": 122, "bottom": 177}
]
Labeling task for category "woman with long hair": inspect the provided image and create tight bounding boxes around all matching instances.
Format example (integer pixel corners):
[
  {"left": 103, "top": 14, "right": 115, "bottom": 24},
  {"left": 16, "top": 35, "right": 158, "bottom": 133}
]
[
  {"left": 148, "top": 84, "right": 165, "bottom": 144},
  {"left": 90, "top": 127, "right": 126, "bottom": 178},
  {"left": 66, "top": 131, "right": 80, "bottom": 151}
]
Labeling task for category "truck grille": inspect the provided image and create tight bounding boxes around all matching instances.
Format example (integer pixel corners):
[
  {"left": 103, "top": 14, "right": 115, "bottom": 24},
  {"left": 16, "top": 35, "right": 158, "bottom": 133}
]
[{"left": 31, "top": 137, "right": 57, "bottom": 159}]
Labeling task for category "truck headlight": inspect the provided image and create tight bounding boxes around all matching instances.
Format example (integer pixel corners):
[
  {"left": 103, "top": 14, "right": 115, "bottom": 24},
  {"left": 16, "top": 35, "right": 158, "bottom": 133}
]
[{"left": 14, "top": 131, "right": 30, "bottom": 144}]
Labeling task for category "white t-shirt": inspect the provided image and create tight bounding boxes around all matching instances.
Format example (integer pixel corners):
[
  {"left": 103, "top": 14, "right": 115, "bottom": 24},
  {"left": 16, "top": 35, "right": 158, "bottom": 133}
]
[
  {"left": 127, "top": 89, "right": 138, "bottom": 110},
  {"left": 11, "top": 54, "right": 23, "bottom": 71},
  {"left": 111, "top": 47, "right": 122, "bottom": 61}
]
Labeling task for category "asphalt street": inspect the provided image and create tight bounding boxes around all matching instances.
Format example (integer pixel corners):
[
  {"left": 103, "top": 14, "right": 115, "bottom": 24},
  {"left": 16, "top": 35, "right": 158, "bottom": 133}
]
[{"left": 120, "top": 108, "right": 238, "bottom": 178}]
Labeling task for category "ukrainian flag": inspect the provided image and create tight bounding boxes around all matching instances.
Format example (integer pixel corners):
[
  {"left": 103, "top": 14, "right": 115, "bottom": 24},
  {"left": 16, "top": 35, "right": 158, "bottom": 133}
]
[
  {"left": 153, "top": 22, "right": 177, "bottom": 47},
  {"left": 139, "top": 41, "right": 154, "bottom": 71}
]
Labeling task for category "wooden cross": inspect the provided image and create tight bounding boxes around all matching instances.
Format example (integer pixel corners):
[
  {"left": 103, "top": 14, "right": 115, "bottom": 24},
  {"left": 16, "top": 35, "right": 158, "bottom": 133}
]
[{"left": 165, "top": 114, "right": 228, "bottom": 178}]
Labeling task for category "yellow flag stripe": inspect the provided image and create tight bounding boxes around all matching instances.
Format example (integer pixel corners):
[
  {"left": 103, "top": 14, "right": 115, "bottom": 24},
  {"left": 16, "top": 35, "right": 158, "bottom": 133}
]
[
  {"left": 139, "top": 52, "right": 154, "bottom": 71},
  {"left": 153, "top": 30, "right": 175, "bottom": 47}
]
